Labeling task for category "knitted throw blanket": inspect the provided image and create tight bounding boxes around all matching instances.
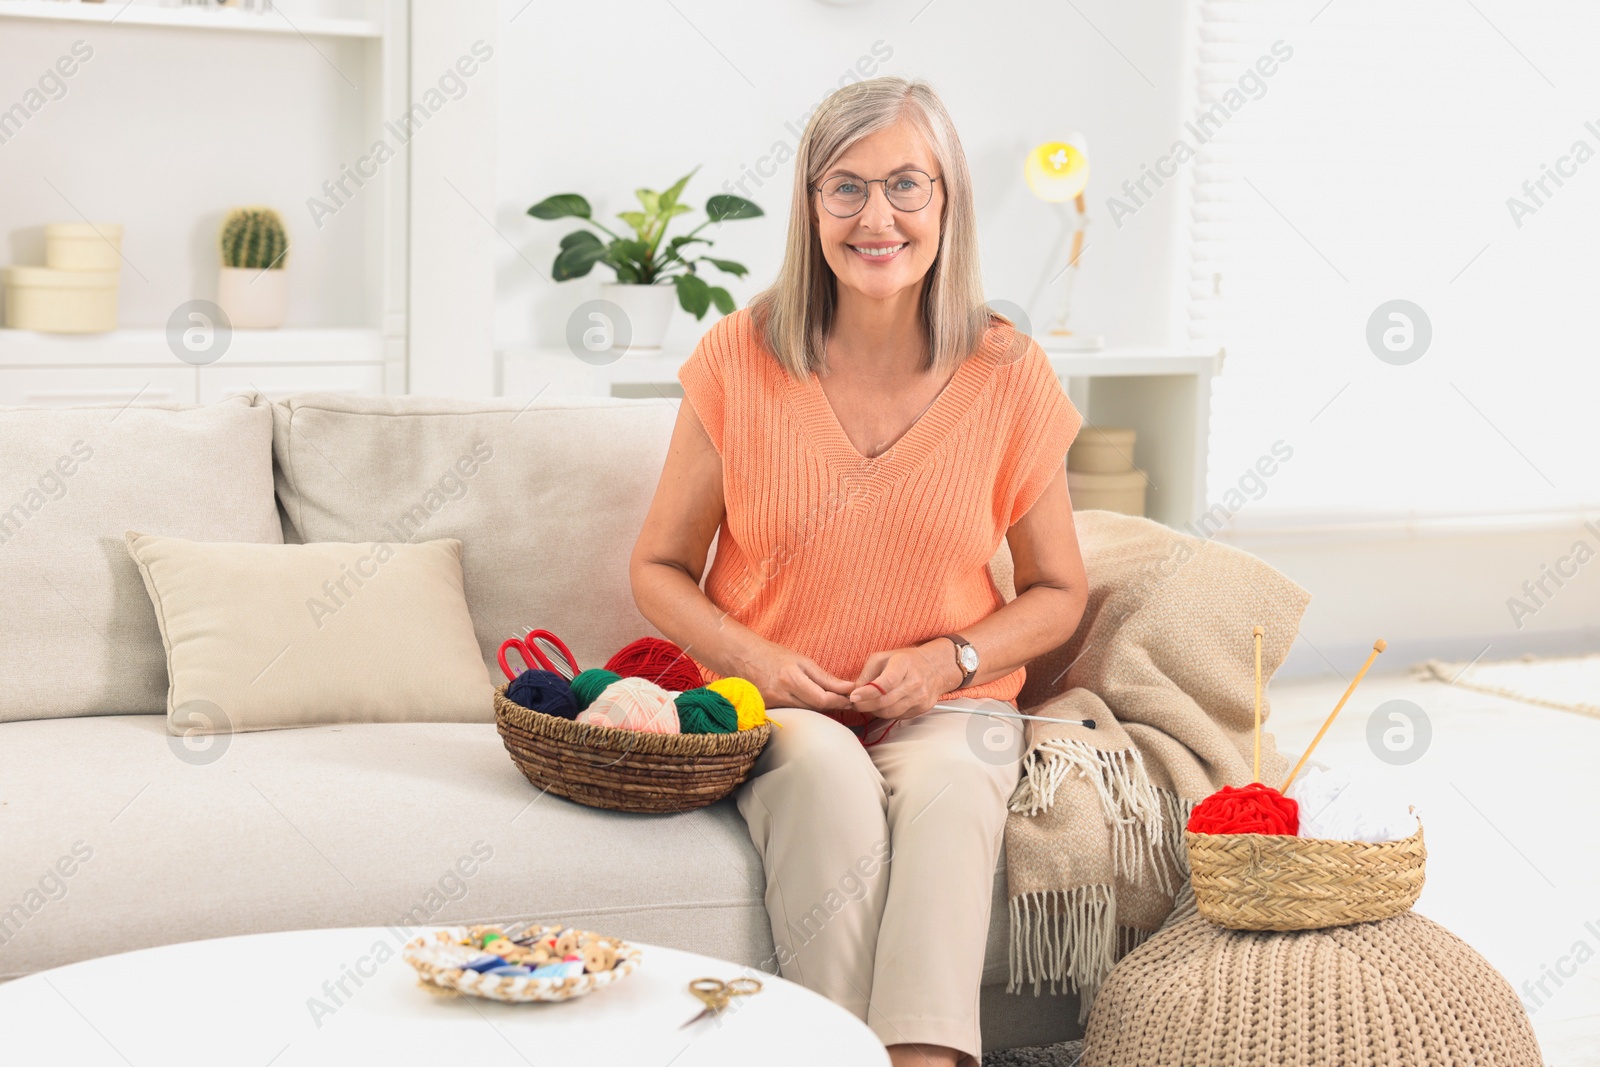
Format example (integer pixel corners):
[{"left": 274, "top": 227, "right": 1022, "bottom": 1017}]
[{"left": 986, "top": 510, "right": 1311, "bottom": 1021}]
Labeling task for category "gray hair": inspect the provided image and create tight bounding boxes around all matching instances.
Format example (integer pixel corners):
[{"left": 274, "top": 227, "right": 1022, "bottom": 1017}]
[{"left": 747, "top": 76, "right": 992, "bottom": 380}]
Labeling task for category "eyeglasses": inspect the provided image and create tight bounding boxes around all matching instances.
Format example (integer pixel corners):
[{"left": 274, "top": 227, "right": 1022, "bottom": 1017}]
[{"left": 812, "top": 169, "right": 940, "bottom": 218}]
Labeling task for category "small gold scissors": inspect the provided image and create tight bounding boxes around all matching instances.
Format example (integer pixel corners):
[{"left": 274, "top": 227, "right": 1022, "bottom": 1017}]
[{"left": 679, "top": 975, "right": 763, "bottom": 1028}]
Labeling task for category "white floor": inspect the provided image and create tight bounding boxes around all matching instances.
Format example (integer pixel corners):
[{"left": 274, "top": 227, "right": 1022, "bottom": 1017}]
[{"left": 1270, "top": 669, "right": 1600, "bottom": 1067}]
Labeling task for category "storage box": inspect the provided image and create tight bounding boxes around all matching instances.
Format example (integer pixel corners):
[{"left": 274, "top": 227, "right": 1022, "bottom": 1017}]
[
  {"left": 1067, "top": 468, "right": 1147, "bottom": 516},
  {"left": 1068, "top": 426, "right": 1137, "bottom": 473},
  {"left": 44, "top": 223, "right": 124, "bottom": 272},
  {"left": 3, "top": 266, "right": 119, "bottom": 333}
]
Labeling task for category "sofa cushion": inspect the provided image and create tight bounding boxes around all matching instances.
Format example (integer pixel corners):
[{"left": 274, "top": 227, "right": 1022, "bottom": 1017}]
[
  {"left": 0, "top": 714, "right": 1021, "bottom": 988},
  {"left": 0, "top": 395, "right": 280, "bottom": 724},
  {"left": 124, "top": 532, "right": 495, "bottom": 731},
  {"left": 270, "top": 392, "right": 679, "bottom": 684}
]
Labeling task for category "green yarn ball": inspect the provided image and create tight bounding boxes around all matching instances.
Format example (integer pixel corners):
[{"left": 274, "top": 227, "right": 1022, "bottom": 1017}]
[
  {"left": 569, "top": 668, "right": 622, "bottom": 711},
  {"left": 675, "top": 688, "right": 737, "bottom": 735}
]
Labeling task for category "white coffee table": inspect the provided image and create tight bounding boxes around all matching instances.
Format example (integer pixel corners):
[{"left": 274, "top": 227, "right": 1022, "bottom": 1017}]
[{"left": 0, "top": 926, "right": 890, "bottom": 1065}]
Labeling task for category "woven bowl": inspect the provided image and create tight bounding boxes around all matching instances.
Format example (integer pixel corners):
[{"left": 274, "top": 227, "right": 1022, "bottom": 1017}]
[
  {"left": 403, "top": 923, "right": 641, "bottom": 1003},
  {"left": 1185, "top": 819, "right": 1426, "bottom": 931},
  {"left": 494, "top": 681, "right": 772, "bottom": 814}
]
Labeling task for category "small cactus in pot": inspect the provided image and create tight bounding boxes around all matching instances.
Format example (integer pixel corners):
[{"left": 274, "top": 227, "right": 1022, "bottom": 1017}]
[
  {"left": 220, "top": 207, "right": 289, "bottom": 271},
  {"left": 216, "top": 206, "right": 289, "bottom": 328}
]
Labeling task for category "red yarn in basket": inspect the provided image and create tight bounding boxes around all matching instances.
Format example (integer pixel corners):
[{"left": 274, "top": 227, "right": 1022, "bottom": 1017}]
[
  {"left": 604, "top": 637, "right": 705, "bottom": 693},
  {"left": 1186, "top": 782, "right": 1300, "bottom": 836}
]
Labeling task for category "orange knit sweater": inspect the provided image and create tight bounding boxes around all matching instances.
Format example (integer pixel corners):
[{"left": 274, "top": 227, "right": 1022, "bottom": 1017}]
[{"left": 677, "top": 307, "right": 1081, "bottom": 731}]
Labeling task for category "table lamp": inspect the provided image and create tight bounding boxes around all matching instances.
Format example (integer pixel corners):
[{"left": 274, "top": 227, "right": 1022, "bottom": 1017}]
[{"left": 1024, "top": 135, "right": 1103, "bottom": 351}]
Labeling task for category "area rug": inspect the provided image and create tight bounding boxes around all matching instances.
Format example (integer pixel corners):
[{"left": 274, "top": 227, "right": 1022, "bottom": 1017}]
[
  {"left": 1413, "top": 651, "right": 1600, "bottom": 721},
  {"left": 984, "top": 1040, "right": 1083, "bottom": 1066}
]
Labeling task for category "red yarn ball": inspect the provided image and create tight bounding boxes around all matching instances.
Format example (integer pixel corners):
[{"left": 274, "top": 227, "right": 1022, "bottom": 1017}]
[
  {"left": 604, "top": 637, "right": 704, "bottom": 693},
  {"left": 1186, "top": 782, "right": 1299, "bottom": 836}
]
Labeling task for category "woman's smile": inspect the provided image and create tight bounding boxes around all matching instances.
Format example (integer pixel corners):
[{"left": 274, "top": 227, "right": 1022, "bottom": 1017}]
[{"left": 847, "top": 240, "right": 909, "bottom": 262}]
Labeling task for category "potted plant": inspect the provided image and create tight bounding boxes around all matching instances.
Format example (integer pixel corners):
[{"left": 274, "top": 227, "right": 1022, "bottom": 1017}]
[
  {"left": 216, "top": 206, "right": 288, "bottom": 329},
  {"left": 527, "top": 167, "right": 761, "bottom": 353}
]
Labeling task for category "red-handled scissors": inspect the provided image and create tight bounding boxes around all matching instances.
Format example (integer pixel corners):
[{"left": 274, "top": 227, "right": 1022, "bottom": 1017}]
[{"left": 497, "top": 628, "right": 580, "bottom": 682}]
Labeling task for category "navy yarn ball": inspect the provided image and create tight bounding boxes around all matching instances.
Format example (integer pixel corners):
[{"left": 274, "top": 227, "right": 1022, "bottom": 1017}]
[{"left": 505, "top": 669, "right": 579, "bottom": 720}]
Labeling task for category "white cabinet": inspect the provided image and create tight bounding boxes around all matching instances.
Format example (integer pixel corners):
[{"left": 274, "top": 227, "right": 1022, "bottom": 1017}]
[
  {"left": 0, "top": 366, "right": 194, "bottom": 408},
  {"left": 200, "top": 364, "right": 384, "bottom": 403},
  {"left": 0, "top": 328, "right": 388, "bottom": 407}
]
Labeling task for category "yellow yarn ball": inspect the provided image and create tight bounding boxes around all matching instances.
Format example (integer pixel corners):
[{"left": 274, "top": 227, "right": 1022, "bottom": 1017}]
[{"left": 707, "top": 677, "right": 781, "bottom": 730}]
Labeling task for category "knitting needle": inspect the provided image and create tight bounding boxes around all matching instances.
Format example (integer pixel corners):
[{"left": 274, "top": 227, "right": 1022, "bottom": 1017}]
[
  {"left": 931, "top": 703, "right": 1096, "bottom": 729},
  {"left": 1279, "top": 637, "right": 1386, "bottom": 794},
  {"left": 854, "top": 681, "right": 1095, "bottom": 728},
  {"left": 1252, "top": 625, "right": 1263, "bottom": 784}
]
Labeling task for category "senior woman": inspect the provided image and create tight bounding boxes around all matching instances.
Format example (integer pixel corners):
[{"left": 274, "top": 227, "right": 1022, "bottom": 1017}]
[{"left": 630, "top": 76, "right": 1088, "bottom": 1067}]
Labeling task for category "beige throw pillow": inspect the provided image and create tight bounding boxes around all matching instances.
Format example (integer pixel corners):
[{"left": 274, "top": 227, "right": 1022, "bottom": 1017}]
[
  {"left": 269, "top": 392, "right": 680, "bottom": 684},
  {"left": 0, "top": 394, "right": 280, "bottom": 723},
  {"left": 124, "top": 532, "right": 495, "bottom": 733}
]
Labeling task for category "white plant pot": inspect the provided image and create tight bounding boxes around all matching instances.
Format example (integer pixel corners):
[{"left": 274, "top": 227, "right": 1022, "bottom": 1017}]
[
  {"left": 600, "top": 282, "right": 677, "bottom": 354},
  {"left": 217, "top": 267, "right": 288, "bottom": 329}
]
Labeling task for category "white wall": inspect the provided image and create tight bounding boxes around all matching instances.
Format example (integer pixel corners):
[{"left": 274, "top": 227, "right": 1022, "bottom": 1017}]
[
  {"left": 1227, "top": 519, "right": 1600, "bottom": 679},
  {"left": 491, "top": 0, "right": 1195, "bottom": 354}
]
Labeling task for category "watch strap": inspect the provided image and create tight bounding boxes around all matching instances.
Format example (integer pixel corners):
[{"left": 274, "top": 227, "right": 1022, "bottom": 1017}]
[{"left": 940, "top": 633, "right": 978, "bottom": 689}]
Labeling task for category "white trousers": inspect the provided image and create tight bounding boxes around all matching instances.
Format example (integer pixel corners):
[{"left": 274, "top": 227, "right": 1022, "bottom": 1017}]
[{"left": 734, "top": 698, "right": 1026, "bottom": 1067}]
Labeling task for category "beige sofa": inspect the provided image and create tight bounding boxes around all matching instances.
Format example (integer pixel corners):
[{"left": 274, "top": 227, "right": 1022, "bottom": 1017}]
[{"left": 0, "top": 391, "right": 1082, "bottom": 1051}]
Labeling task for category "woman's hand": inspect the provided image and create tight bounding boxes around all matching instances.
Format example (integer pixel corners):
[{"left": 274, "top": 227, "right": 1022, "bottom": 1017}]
[
  {"left": 741, "top": 643, "right": 857, "bottom": 713},
  {"left": 847, "top": 640, "right": 964, "bottom": 721}
]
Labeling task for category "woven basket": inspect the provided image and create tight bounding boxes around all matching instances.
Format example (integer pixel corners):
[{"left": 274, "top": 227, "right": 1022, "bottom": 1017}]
[
  {"left": 494, "top": 681, "right": 772, "bottom": 814},
  {"left": 1185, "top": 820, "right": 1426, "bottom": 931}
]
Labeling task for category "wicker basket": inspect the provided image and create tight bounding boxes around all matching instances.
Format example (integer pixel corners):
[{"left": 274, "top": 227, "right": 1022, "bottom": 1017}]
[
  {"left": 1185, "top": 820, "right": 1426, "bottom": 931},
  {"left": 494, "top": 681, "right": 772, "bottom": 814}
]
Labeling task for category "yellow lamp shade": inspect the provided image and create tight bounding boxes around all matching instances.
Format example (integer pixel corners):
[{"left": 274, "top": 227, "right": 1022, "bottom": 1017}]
[{"left": 1024, "top": 139, "right": 1089, "bottom": 202}]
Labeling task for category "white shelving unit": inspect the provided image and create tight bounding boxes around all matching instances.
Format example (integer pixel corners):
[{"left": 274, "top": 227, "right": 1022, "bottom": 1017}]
[
  {"left": 0, "top": 0, "right": 411, "bottom": 400},
  {"left": 497, "top": 342, "right": 1224, "bottom": 529},
  {"left": 0, "top": 327, "right": 386, "bottom": 404},
  {"left": 0, "top": 0, "right": 380, "bottom": 38}
]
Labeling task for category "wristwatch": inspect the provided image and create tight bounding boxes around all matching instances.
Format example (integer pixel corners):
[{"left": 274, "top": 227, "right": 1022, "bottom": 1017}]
[{"left": 939, "top": 634, "right": 980, "bottom": 689}]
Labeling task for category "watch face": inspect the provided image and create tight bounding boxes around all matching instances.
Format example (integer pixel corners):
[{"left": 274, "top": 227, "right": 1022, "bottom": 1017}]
[{"left": 959, "top": 645, "right": 979, "bottom": 670}]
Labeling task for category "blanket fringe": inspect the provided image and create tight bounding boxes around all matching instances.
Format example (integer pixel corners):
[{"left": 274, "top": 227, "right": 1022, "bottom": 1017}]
[
  {"left": 1005, "top": 785, "right": 1203, "bottom": 1019},
  {"left": 1008, "top": 739, "right": 1180, "bottom": 893},
  {"left": 1006, "top": 884, "right": 1117, "bottom": 1009}
]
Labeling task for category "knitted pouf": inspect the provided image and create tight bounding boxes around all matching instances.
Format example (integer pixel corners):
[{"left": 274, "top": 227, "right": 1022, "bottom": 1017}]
[{"left": 1083, "top": 912, "right": 1540, "bottom": 1066}]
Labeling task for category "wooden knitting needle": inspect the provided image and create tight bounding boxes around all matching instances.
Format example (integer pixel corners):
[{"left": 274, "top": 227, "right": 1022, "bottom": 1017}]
[
  {"left": 1279, "top": 638, "right": 1387, "bottom": 793},
  {"left": 1252, "top": 625, "right": 1263, "bottom": 784}
]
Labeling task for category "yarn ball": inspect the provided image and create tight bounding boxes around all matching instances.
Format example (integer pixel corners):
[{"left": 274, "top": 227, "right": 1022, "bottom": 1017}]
[
  {"left": 673, "top": 688, "right": 738, "bottom": 735},
  {"left": 604, "top": 636, "right": 704, "bottom": 693},
  {"left": 705, "top": 676, "right": 775, "bottom": 730},
  {"left": 504, "top": 669, "right": 580, "bottom": 720},
  {"left": 1285, "top": 764, "right": 1418, "bottom": 842},
  {"left": 569, "top": 668, "right": 622, "bottom": 712},
  {"left": 576, "top": 677, "right": 680, "bottom": 734},
  {"left": 1187, "top": 782, "right": 1299, "bottom": 836}
]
